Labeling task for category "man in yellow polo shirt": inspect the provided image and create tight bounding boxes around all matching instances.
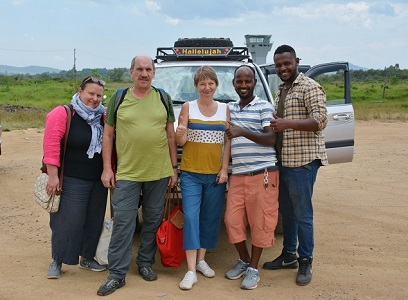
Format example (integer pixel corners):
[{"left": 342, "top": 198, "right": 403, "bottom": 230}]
[{"left": 97, "top": 55, "right": 178, "bottom": 296}]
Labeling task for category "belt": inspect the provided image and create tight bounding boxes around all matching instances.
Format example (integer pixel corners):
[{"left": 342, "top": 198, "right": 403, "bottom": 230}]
[{"left": 243, "top": 166, "right": 278, "bottom": 176}]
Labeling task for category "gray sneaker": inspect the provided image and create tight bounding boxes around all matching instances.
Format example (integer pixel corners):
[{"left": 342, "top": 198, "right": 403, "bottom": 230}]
[
  {"left": 47, "top": 261, "right": 62, "bottom": 279},
  {"left": 241, "top": 267, "right": 260, "bottom": 290},
  {"left": 79, "top": 259, "right": 106, "bottom": 272},
  {"left": 225, "top": 259, "right": 250, "bottom": 280},
  {"left": 138, "top": 266, "right": 158, "bottom": 281},
  {"left": 296, "top": 257, "right": 313, "bottom": 286},
  {"left": 97, "top": 277, "right": 126, "bottom": 296}
]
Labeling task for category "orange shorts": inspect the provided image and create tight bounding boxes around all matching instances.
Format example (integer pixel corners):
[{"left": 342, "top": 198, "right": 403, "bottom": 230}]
[{"left": 224, "top": 170, "right": 279, "bottom": 248}]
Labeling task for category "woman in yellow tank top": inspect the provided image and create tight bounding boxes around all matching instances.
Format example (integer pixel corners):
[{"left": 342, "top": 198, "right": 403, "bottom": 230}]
[{"left": 175, "top": 66, "right": 230, "bottom": 290}]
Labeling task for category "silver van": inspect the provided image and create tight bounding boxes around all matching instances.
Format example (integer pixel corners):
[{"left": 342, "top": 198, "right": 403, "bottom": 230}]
[{"left": 152, "top": 38, "right": 354, "bottom": 164}]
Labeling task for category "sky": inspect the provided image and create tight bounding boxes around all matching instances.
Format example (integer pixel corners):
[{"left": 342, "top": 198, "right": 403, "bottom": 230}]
[{"left": 0, "top": 0, "right": 407, "bottom": 71}]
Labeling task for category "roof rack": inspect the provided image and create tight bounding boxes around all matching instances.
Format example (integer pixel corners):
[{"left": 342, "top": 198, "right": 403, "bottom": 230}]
[{"left": 155, "top": 46, "right": 252, "bottom": 62}]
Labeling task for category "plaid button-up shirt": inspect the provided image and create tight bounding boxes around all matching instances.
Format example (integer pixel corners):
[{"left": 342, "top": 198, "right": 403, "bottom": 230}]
[{"left": 275, "top": 73, "right": 328, "bottom": 167}]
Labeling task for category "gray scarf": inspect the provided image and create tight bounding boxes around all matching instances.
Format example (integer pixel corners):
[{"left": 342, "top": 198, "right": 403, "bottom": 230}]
[{"left": 71, "top": 93, "right": 105, "bottom": 159}]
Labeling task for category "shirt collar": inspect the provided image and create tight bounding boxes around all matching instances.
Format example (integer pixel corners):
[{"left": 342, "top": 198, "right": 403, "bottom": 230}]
[
  {"left": 233, "top": 95, "right": 260, "bottom": 107},
  {"left": 278, "top": 72, "right": 305, "bottom": 90}
]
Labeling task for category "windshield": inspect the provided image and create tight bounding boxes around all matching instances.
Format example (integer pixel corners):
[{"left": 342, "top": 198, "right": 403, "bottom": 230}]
[{"left": 152, "top": 65, "right": 269, "bottom": 103}]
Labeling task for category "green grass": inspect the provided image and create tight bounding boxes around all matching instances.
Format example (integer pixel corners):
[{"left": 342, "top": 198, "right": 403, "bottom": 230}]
[
  {"left": 351, "top": 81, "right": 408, "bottom": 121},
  {"left": 349, "top": 82, "right": 408, "bottom": 121},
  {"left": 0, "top": 78, "right": 125, "bottom": 130},
  {"left": 0, "top": 108, "right": 47, "bottom": 130},
  {"left": 1, "top": 77, "right": 407, "bottom": 130},
  {"left": 321, "top": 79, "right": 408, "bottom": 121}
]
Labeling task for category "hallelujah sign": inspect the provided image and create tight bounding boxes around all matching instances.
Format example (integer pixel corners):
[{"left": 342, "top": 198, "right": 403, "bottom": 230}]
[{"left": 174, "top": 47, "right": 231, "bottom": 56}]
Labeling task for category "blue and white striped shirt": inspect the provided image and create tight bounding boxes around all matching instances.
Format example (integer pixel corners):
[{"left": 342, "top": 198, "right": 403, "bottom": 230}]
[{"left": 228, "top": 96, "right": 277, "bottom": 175}]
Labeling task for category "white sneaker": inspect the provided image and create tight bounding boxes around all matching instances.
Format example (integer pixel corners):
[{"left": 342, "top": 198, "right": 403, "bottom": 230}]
[
  {"left": 196, "top": 260, "right": 215, "bottom": 278},
  {"left": 179, "top": 271, "right": 197, "bottom": 290}
]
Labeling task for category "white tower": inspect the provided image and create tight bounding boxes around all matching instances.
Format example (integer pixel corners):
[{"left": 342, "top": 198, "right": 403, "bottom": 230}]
[{"left": 244, "top": 34, "right": 273, "bottom": 64}]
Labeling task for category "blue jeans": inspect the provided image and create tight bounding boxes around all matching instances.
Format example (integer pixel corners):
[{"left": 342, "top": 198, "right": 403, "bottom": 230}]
[
  {"left": 278, "top": 160, "right": 320, "bottom": 258},
  {"left": 180, "top": 171, "right": 226, "bottom": 250}
]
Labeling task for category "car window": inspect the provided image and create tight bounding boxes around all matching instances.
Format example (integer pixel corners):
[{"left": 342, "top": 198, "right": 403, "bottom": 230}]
[
  {"left": 153, "top": 65, "right": 269, "bottom": 103},
  {"left": 313, "top": 70, "right": 347, "bottom": 105},
  {"left": 266, "top": 70, "right": 348, "bottom": 106}
]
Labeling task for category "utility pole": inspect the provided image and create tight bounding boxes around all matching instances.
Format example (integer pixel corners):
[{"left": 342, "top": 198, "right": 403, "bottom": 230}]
[
  {"left": 73, "top": 48, "right": 77, "bottom": 90},
  {"left": 381, "top": 78, "right": 388, "bottom": 99}
]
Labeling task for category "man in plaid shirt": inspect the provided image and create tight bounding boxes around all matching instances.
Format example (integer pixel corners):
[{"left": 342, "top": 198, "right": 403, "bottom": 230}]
[{"left": 263, "top": 44, "right": 328, "bottom": 286}]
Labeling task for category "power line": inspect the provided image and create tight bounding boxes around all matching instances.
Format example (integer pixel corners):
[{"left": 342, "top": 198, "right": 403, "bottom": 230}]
[
  {"left": 76, "top": 49, "right": 126, "bottom": 66},
  {"left": 0, "top": 47, "right": 71, "bottom": 53},
  {"left": 0, "top": 47, "right": 127, "bottom": 68}
]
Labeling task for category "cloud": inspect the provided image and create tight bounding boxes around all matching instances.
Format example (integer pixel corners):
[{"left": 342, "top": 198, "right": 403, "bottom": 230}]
[
  {"left": 369, "top": 2, "right": 396, "bottom": 16},
  {"left": 278, "top": 2, "right": 396, "bottom": 29},
  {"left": 140, "top": 0, "right": 253, "bottom": 27},
  {"left": 151, "top": 0, "right": 250, "bottom": 20},
  {"left": 149, "top": 1, "right": 401, "bottom": 32},
  {"left": 165, "top": 16, "right": 180, "bottom": 25},
  {"left": 128, "top": 3, "right": 145, "bottom": 17},
  {"left": 145, "top": 0, "right": 161, "bottom": 12},
  {"left": 11, "top": 0, "right": 24, "bottom": 5},
  {"left": 1, "top": 0, "right": 407, "bottom": 70},
  {"left": 53, "top": 55, "right": 64, "bottom": 61},
  {"left": 23, "top": 33, "right": 36, "bottom": 42}
]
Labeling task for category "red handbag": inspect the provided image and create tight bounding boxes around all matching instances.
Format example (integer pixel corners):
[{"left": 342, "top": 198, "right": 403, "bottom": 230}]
[{"left": 156, "top": 187, "right": 185, "bottom": 267}]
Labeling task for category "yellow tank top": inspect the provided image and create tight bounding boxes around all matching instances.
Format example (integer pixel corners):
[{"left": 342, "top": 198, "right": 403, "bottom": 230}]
[{"left": 180, "top": 100, "right": 227, "bottom": 174}]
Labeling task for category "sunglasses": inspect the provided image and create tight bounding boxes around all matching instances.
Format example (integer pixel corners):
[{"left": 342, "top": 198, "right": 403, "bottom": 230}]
[{"left": 81, "top": 76, "right": 106, "bottom": 87}]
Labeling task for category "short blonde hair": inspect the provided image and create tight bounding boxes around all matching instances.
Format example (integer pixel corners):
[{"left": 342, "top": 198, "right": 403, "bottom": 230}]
[{"left": 194, "top": 66, "right": 218, "bottom": 86}]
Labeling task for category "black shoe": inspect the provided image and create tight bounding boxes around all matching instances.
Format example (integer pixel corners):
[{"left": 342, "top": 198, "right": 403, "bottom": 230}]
[
  {"left": 97, "top": 278, "right": 126, "bottom": 296},
  {"left": 262, "top": 250, "right": 299, "bottom": 270},
  {"left": 296, "top": 257, "right": 313, "bottom": 286},
  {"left": 138, "top": 266, "right": 158, "bottom": 281}
]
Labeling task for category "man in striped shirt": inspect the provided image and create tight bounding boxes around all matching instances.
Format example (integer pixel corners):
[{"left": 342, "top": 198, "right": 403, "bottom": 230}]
[{"left": 224, "top": 65, "right": 279, "bottom": 290}]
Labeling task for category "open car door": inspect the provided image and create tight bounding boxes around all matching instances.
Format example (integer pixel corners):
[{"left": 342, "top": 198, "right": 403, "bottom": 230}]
[{"left": 261, "top": 62, "right": 354, "bottom": 164}]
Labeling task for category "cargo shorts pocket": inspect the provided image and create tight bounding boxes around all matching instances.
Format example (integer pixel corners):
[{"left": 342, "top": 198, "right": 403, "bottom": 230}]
[{"left": 263, "top": 206, "right": 279, "bottom": 233}]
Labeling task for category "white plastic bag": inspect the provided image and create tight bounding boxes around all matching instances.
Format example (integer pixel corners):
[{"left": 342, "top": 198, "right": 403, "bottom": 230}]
[{"left": 95, "top": 219, "right": 113, "bottom": 266}]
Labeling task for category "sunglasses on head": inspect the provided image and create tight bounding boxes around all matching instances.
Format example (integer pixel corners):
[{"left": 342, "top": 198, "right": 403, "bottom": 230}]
[{"left": 81, "top": 76, "right": 106, "bottom": 87}]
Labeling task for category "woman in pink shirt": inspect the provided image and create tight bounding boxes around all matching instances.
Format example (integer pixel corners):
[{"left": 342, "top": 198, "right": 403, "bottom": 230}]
[{"left": 43, "top": 76, "right": 108, "bottom": 279}]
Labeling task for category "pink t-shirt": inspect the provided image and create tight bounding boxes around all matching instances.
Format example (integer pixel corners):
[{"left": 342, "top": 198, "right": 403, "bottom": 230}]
[{"left": 43, "top": 106, "right": 69, "bottom": 167}]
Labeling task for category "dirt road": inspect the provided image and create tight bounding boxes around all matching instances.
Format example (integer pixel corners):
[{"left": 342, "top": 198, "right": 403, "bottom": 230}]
[{"left": 0, "top": 121, "right": 407, "bottom": 300}]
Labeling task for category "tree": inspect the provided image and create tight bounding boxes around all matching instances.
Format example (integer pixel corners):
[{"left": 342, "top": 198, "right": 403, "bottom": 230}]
[{"left": 108, "top": 68, "right": 127, "bottom": 82}]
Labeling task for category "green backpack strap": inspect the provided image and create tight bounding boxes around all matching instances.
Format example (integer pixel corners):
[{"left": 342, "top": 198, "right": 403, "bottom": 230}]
[
  {"left": 155, "top": 87, "right": 170, "bottom": 119},
  {"left": 113, "top": 87, "right": 129, "bottom": 125},
  {"left": 113, "top": 86, "right": 170, "bottom": 125}
]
